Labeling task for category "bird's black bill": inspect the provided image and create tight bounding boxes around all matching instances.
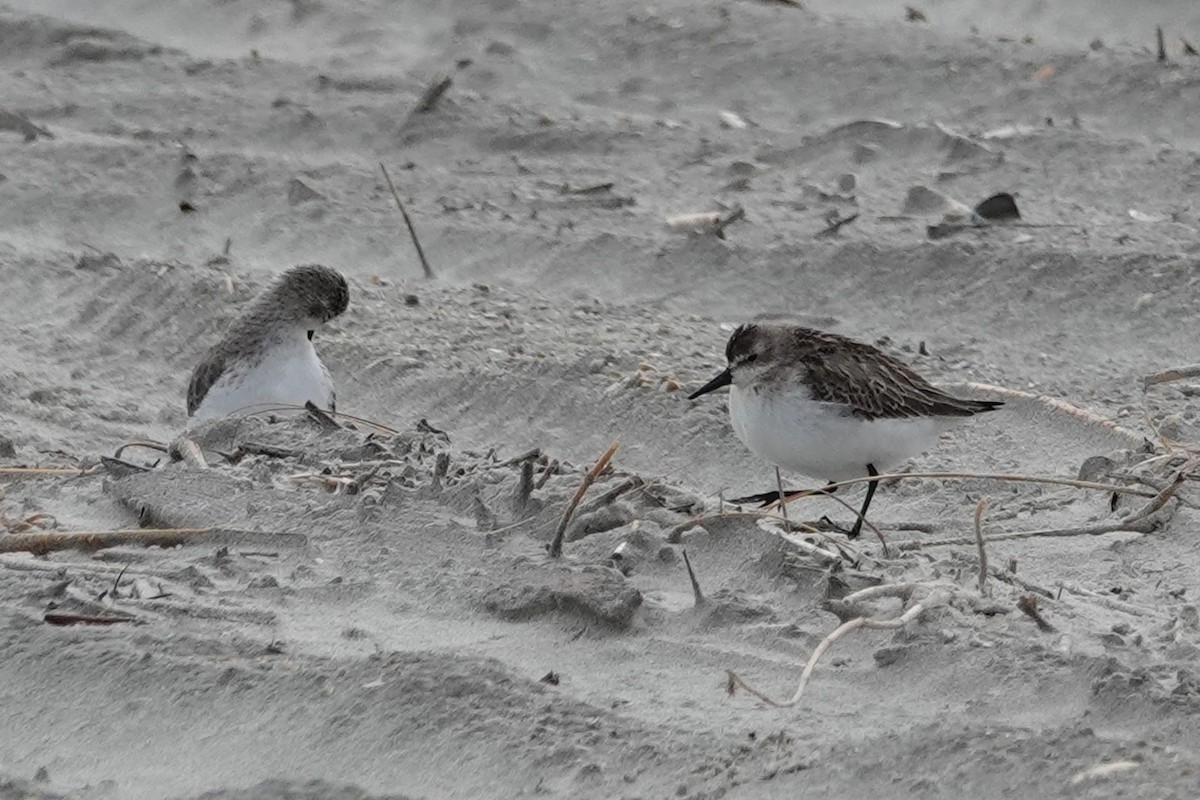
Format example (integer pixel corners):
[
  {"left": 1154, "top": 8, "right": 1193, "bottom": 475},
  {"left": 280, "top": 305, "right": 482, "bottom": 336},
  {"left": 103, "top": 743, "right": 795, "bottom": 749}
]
[
  {"left": 307, "top": 330, "right": 315, "bottom": 341},
  {"left": 689, "top": 368, "right": 732, "bottom": 400}
]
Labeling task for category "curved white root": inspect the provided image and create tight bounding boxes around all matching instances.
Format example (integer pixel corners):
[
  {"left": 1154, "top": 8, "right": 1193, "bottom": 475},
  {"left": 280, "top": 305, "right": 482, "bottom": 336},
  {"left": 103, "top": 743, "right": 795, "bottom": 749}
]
[{"left": 726, "top": 585, "right": 950, "bottom": 709}]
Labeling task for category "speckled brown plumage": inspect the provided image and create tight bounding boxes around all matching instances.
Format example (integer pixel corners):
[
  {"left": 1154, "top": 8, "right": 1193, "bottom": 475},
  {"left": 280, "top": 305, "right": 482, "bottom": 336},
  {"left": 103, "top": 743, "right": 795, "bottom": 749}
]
[{"left": 725, "top": 323, "right": 1002, "bottom": 421}]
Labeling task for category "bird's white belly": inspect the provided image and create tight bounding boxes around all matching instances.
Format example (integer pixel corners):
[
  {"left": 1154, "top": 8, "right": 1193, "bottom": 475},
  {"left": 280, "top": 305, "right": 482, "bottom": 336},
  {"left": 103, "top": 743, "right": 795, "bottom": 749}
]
[
  {"left": 728, "top": 384, "right": 948, "bottom": 481},
  {"left": 192, "top": 341, "right": 334, "bottom": 422}
]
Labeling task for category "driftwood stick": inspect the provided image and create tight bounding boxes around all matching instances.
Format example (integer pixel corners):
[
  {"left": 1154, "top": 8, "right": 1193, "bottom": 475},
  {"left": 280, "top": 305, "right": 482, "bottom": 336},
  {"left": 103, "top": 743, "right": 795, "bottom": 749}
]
[
  {"left": 896, "top": 518, "right": 1157, "bottom": 550},
  {"left": 682, "top": 549, "right": 705, "bottom": 607},
  {"left": 1143, "top": 364, "right": 1200, "bottom": 389},
  {"left": 1124, "top": 469, "right": 1186, "bottom": 521},
  {"left": 113, "top": 440, "right": 169, "bottom": 460},
  {"left": 1017, "top": 594, "right": 1055, "bottom": 631},
  {"left": 1058, "top": 583, "right": 1155, "bottom": 617},
  {"left": 548, "top": 441, "right": 619, "bottom": 557},
  {"left": 513, "top": 459, "right": 535, "bottom": 517},
  {"left": 380, "top": 162, "right": 435, "bottom": 279},
  {"left": 44, "top": 612, "right": 136, "bottom": 626},
  {"left": 414, "top": 74, "right": 452, "bottom": 113},
  {"left": 987, "top": 567, "right": 1054, "bottom": 598},
  {"left": 806, "top": 470, "right": 1157, "bottom": 499},
  {"left": 0, "top": 528, "right": 307, "bottom": 556},
  {"left": 973, "top": 498, "right": 989, "bottom": 595},
  {"left": 774, "top": 467, "right": 791, "bottom": 529}
]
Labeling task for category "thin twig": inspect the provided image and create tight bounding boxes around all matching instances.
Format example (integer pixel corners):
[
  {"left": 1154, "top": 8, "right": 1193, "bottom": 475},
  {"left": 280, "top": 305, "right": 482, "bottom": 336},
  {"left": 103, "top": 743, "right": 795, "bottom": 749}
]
[
  {"left": 682, "top": 549, "right": 705, "bottom": 607},
  {"left": 815, "top": 212, "right": 859, "bottom": 239},
  {"left": 896, "top": 517, "right": 1158, "bottom": 550},
  {"left": 973, "top": 498, "right": 988, "bottom": 595},
  {"left": 0, "top": 528, "right": 307, "bottom": 556},
  {"left": 779, "top": 529, "right": 860, "bottom": 565},
  {"left": 535, "top": 459, "right": 558, "bottom": 489},
  {"left": 1124, "top": 469, "right": 1186, "bottom": 520},
  {"left": 563, "top": 181, "right": 615, "bottom": 195},
  {"left": 1017, "top": 594, "right": 1054, "bottom": 631},
  {"left": 902, "top": 469, "right": 1182, "bottom": 551},
  {"left": 513, "top": 459, "right": 534, "bottom": 517},
  {"left": 0, "top": 467, "right": 92, "bottom": 476},
  {"left": 44, "top": 612, "right": 136, "bottom": 626},
  {"left": 774, "top": 486, "right": 890, "bottom": 554},
  {"left": 414, "top": 74, "right": 452, "bottom": 113},
  {"left": 987, "top": 567, "right": 1054, "bottom": 598},
  {"left": 380, "top": 162, "right": 435, "bottom": 279},
  {"left": 217, "top": 404, "right": 398, "bottom": 435},
  {"left": 549, "top": 441, "right": 619, "bottom": 558},
  {"left": 951, "top": 381, "right": 1144, "bottom": 443},
  {"left": 842, "top": 583, "right": 916, "bottom": 605},
  {"left": 1058, "top": 583, "right": 1154, "bottom": 617},
  {"left": 800, "top": 470, "right": 1157, "bottom": 500},
  {"left": 113, "top": 440, "right": 169, "bottom": 459},
  {"left": 106, "top": 562, "right": 131, "bottom": 601},
  {"left": 668, "top": 510, "right": 819, "bottom": 543},
  {"left": 774, "top": 467, "right": 790, "bottom": 529},
  {"left": 713, "top": 205, "right": 746, "bottom": 240},
  {"left": 1157, "top": 25, "right": 1168, "bottom": 62}
]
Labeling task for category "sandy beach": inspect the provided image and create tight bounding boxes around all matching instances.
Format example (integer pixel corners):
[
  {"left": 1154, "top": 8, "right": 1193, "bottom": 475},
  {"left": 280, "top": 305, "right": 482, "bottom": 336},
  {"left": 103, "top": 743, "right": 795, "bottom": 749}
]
[{"left": 2, "top": 1, "right": 1200, "bottom": 797}]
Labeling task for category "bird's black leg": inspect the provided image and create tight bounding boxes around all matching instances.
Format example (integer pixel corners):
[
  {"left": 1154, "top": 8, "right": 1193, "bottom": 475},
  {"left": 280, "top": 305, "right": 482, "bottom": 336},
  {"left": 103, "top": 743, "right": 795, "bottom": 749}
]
[
  {"left": 846, "top": 464, "right": 879, "bottom": 540},
  {"left": 730, "top": 481, "right": 837, "bottom": 507}
]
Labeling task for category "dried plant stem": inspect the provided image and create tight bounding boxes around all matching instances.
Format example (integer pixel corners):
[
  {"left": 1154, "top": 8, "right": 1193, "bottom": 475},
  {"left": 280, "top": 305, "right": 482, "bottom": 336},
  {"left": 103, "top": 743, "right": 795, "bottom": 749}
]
[
  {"left": 44, "top": 612, "right": 135, "bottom": 626},
  {"left": 1058, "top": 583, "right": 1154, "bottom": 617},
  {"left": 899, "top": 468, "right": 1183, "bottom": 550},
  {"left": 0, "top": 528, "right": 306, "bottom": 556},
  {"left": 1144, "top": 363, "right": 1200, "bottom": 390},
  {"left": 113, "top": 440, "right": 169, "bottom": 459},
  {"left": 1126, "top": 469, "right": 1186, "bottom": 519},
  {"left": 549, "top": 441, "right": 619, "bottom": 558},
  {"left": 774, "top": 467, "right": 790, "bottom": 528},
  {"left": 973, "top": 498, "right": 988, "bottom": 595},
  {"left": 681, "top": 549, "right": 705, "bottom": 607},
  {"left": 727, "top": 585, "right": 946, "bottom": 708},
  {"left": 414, "top": 74, "right": 452, "bottom": 113},
  {"left": 897, "top": 518, "right": 1158, "bottom": 550},
  {"left": 0, "top": 467, "right": 92, "bottom": 476},
  {"left": 951, "top": 381, "right": 1144, "bottom": 443},
  {"left": 812, "top": 470, "right": 1156, "bottom": 499},
  {"left": 380, "top": 162, "right": 434, "bottom": 279},
  {"left": 987, "top": 567, "right": 1054, "bottom": 598},
  {"left": 241, "top": 405, "right": 400, "bottom": 435},
  {"left": 778, "top": 484, "right": 890, "bottom": 555},
  {"left": 1017, "top": 595, "right": 1054, "bottom": 631},
  {"left": 776, "top": 530, "right": 846, "bottom": 566}
]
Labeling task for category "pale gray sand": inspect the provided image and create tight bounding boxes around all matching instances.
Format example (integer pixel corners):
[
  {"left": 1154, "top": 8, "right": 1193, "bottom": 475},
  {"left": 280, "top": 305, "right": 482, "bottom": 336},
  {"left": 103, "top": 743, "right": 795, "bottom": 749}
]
[{"left": 2, "top": 1, "right": 1200, "bottom": 798}]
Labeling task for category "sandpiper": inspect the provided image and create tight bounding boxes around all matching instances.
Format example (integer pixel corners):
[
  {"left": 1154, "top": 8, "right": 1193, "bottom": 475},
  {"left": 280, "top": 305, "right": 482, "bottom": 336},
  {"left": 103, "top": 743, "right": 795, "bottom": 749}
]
[
  {"left": 689, "top": 322, "right": 1001, "bottom": 538},
  {"left": 187, "top": 264, "right": 349, "bottom": 422}
]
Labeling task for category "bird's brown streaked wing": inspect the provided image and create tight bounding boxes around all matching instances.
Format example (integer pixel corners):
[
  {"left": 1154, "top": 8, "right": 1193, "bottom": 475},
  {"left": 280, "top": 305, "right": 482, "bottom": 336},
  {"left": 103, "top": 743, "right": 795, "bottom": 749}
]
[{"left": 795, "top": 332, "right": 1001, "bottom": 420}]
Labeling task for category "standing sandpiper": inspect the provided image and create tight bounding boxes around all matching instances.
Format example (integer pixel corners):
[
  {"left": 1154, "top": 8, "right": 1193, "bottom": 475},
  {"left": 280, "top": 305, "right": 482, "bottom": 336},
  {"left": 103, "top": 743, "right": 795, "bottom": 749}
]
[
  {"left": 689, "top": 322, "right": 1002, "bottom": 538},
  {"left": 187, "top": 264, "right": 349, "bottom": 422}
]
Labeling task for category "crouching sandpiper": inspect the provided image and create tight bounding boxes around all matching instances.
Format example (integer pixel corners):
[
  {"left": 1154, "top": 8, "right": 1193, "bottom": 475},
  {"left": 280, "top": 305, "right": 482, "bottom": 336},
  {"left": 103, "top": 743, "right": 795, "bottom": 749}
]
[{"left": 187, "top": 264, "right": 349, "bottom": 422}]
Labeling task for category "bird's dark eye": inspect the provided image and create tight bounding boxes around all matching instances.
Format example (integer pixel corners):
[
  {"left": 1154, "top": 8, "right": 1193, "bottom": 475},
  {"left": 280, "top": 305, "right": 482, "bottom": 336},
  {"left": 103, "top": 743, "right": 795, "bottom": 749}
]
[{"left": 746, "top": 354, "right": 758, "bottom": 363}]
